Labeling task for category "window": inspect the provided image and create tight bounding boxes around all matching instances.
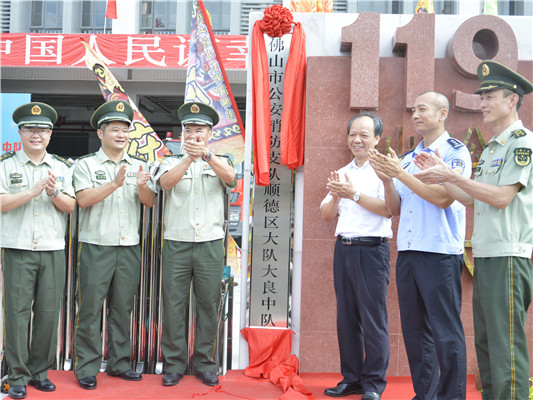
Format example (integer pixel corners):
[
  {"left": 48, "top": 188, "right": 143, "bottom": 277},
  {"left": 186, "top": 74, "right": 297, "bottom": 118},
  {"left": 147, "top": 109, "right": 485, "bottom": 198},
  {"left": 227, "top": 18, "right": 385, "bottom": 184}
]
[
  {"left": 495, "top": 0, "right": 532, "bottom": 16},
  {"left": 81, "top": 0, "right": 112, "bottom": 33},
  {"left": 140, "top": 0, "right": 177, "bottom": 34},
  {"left": 204, "top": 1, "right": 231, "bottom": 34},
  {"left": 30, "top": 0, "right": 63, "bottom": 33},
  {"left": 356, "top": 1, "right": 404, "bottom": 13}
]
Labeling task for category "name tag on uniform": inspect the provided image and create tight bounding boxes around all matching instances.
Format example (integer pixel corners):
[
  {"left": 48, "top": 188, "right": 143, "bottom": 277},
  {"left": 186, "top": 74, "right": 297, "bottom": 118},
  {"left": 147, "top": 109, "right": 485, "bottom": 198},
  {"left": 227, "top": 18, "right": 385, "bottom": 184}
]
[
  {"left": 95, "top": 170, "right": 107, "bottom": 180},
  {"left": 9, "top": 173, "right": 22, "bottom": 184}
]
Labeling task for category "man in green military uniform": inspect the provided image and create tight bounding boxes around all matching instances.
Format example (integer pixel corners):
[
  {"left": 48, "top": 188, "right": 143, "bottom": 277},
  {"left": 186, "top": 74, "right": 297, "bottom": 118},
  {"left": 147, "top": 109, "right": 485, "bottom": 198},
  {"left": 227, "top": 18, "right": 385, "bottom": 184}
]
[
  {"left": 414, "top": 61, "right": 533, "bottom": 400},
  {"left": 72, "top": 100, "right": 155, "bottom": 390},
  {"left": 155, "top": 102, "right": 236, "bottom": 387},
  {"left": 1, "top": 102, "right": 76, "bottom": 399}
]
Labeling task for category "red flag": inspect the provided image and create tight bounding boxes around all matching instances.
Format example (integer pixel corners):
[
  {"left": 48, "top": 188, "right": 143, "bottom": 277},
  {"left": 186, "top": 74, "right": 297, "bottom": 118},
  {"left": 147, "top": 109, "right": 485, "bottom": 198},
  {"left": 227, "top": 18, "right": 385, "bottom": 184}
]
[{"left": 106, "top": 0, "right": 117, "bottom": 19}]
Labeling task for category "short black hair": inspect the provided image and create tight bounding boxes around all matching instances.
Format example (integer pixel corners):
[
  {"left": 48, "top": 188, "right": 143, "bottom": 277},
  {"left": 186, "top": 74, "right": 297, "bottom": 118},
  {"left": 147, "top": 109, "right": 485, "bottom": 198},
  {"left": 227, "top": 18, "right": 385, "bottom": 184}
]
[
  {"left": 347, "top": 112, "right": 383, "bottom": 137},
  {"left": 502, "top": 88, "right": 522, "bottom": 111}
]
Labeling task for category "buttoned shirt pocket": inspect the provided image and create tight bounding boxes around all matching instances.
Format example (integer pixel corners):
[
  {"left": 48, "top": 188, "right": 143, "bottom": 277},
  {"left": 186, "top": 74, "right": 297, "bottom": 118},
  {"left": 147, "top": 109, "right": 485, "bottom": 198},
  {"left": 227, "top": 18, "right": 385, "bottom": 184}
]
[
  {"left": 175, "top": 171, "right": 192, "bottom": 195},
  {"left": 202, "top": 168, "right": 221, "bottom": 193},
  {"left": 7, "top": 175, "right": 28, "bottom": 193}
]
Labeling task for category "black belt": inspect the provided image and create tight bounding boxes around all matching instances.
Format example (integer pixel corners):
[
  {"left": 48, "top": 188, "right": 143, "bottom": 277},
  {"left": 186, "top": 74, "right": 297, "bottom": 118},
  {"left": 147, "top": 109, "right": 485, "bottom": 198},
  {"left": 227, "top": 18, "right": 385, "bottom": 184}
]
[{"left": 338, "top": 236, "right": 387, "bottom": 246}]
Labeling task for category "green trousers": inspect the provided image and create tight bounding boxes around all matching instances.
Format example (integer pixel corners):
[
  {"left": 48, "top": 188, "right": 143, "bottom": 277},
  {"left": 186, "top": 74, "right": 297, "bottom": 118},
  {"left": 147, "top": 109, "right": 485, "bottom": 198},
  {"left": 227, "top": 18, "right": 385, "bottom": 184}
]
[
  {"left": 161, "top": 239, "right": 224, "bottom": 374},
  {"left": 473, "top": 256, "right": 533, "bottom": 400},
  {"left": 2, "top": 248, "right": 65, "bottom": 386},
  {"left": 73, "top": 243, "right": 141, "bottom": 379}
]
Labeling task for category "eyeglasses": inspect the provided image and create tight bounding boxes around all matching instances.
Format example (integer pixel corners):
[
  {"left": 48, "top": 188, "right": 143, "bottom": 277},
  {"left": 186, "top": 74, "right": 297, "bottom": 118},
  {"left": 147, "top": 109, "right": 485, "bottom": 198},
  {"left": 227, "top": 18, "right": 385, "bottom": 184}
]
[{"left": 20, "top": 128, "right": 51, "bottom": 136}]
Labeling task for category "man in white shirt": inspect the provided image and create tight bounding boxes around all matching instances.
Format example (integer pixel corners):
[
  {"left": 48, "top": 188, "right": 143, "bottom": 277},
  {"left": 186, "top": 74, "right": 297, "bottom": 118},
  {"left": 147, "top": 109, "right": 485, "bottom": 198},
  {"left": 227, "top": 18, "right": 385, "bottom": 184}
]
[{"left": 321, "top": 112, "right": 392, "bottom": 400}]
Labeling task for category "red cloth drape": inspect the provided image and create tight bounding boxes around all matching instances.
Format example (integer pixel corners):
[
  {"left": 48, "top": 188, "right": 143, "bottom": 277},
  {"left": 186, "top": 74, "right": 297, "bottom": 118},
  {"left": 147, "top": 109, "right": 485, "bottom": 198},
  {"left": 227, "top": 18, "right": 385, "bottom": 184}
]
[
  {"left": 241, "top": 327, "right": 314, "bottom": 400},
  {"left": 251, "top": 6, "right": 307, "bottom": 186},
  {"left": 280, "top": 23, "right": 306, "bottom": 170},
  {"left": 252, "top": 21, "right": 271, "bottom": 186}
]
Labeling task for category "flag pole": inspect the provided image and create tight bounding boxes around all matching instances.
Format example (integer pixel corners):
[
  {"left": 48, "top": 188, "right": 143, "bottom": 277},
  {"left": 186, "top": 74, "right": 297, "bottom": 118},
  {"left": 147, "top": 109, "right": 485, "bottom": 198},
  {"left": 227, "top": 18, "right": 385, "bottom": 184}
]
[{"left": 104, "top": 0, "right": 108, "bottom": 33}]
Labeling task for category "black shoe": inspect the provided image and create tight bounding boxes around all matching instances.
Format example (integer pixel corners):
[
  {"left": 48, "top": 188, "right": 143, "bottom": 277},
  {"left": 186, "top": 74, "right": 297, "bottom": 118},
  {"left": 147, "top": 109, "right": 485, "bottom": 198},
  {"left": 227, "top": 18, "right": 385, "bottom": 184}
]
[
  {"left": 28, "top": 378, "right": 56, "bottom": 392},
  {"left": 361, "top": 392, "right": 381, "bottom": 400},
  {"left": 8, "top": 385, "right": 27, "bottom": 399},
  {"left": 117, "top": 370, "right": 142, "bottom": 381},
  {"left": 324, "top": 382, "right": 364, "bottom": 397},
  {"left": 162, "top": 372, "right": 184, "bottom": 386},
  {"left": 195, "top": 371, "right": 219, "bottom": 386},
  {"left": 78, "top": 376, "right": 97, "bottom": 390}
]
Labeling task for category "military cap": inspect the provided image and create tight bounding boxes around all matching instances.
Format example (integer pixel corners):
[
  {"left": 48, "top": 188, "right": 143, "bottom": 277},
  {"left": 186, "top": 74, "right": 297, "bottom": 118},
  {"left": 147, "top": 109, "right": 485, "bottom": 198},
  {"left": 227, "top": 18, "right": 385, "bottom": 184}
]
[
  {"left": 178, "top": 102, "right": 220, "bottom": 127},
  {"left": 90, "top": 100, "right": 134, "bottom": 129},
  {"left": 476, "top": 60, "right": 533, "bottom": 97},
  {"left": 12, "top": 102, "right": 57, "bottom": 129}
]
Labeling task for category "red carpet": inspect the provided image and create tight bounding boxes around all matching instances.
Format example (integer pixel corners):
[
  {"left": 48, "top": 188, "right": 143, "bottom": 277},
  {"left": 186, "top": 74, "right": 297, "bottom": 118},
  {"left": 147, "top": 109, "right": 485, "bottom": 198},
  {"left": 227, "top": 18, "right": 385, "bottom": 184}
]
[{"left": 15, "top": 370, "right": 481, "bottom": 399}]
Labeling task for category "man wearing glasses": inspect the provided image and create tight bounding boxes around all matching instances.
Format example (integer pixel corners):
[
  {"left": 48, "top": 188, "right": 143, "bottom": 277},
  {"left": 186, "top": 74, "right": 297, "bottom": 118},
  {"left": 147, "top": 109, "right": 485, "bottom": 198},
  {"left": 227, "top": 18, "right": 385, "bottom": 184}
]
[{"left": 1, "top": 102, "right": 76, "bottom": 399}]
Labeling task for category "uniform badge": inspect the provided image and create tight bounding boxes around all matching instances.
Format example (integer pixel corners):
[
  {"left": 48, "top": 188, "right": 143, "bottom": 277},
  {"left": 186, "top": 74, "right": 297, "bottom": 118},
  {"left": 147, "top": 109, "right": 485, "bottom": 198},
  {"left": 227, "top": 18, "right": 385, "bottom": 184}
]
[
  {"left": 116, "top": 102, "right": 125, "bottom": 112},
  {"left": 95, "top": 170, "right": 107, "bottom": 180},
  {"left": 9, "top": 172, "right": 22, "bottom": 184},
  {"left": 447, "top": 138, "right": 464, "bottom": 149},
  {"left": 127, "top": 172, "right": 137, "bottom": 177},
  {"left": 482, "top": 63, "right": 490, "bottom": 76},
  {"left": 512, "top": 129, "right": 527, "bottom": 138},
  {"left": 57, "top": 176, "right": 65, "bottom": 183},
  {"left": 490, "top": 158, "right": 503, "bottom": 167},
  {"left": 31, "top": 105, "right": 41, "bottom": 115},
  {"left": 451, "top": 159, "right": 465, "bottom": 174},
  {"left": 514, "top": 148, "right": 531, "bottom": 167},
  {"left": 191, "top": 104, "right": 200, "bottom": 114}
]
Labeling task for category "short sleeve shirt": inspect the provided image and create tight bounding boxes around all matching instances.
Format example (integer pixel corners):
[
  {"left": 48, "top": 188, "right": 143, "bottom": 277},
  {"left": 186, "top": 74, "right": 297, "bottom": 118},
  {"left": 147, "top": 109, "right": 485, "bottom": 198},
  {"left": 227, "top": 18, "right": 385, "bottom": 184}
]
[
  {"left": 73, "top": 148, "right": 153, "bottom": 246},
  {"left": 320, "top": 159, "right": 392, "bottom": 238},
  {"left": 472, "top": 120, "right": 533, "bottom": 258},
  {"left": 0, "top": 150, "right": 75, "bottom": 251},
  {"left": 155, "top": 154, "right": 234, "bottom": 242},
  {"left": 395, "top": 131, "right": 472, "bottom": 254}
]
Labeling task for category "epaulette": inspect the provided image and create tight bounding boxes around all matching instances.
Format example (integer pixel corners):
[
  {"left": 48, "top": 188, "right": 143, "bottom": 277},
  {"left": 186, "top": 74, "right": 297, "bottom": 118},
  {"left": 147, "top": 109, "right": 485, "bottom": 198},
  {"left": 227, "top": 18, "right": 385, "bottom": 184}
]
[
  {"left": 52, "top": 154, "right": 73, "bottom": 167},
  {"left": 0, "top": 151, "right": 16, "bottom": 162},
  {"left": 447, "top": 138, "right": 465, "bottom": 149},
  {"left": 512, "top": 129, "right": 527, "bottom": 138},
  {"left": 216, "top": 154, "right": 235, "bottom": 167},
  {"left": 77, "top": 152, "right": 96, "bottom": 160},
  {"left": 130, "top": 154, "right": 148, "bottom": 162}
]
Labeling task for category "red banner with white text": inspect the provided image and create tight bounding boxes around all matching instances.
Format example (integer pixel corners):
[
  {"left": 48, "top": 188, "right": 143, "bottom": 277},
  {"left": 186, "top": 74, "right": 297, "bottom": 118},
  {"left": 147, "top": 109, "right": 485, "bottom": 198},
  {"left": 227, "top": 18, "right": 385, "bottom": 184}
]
[{"left": 0, "top": 33, "right": 247, "bottom": 69}]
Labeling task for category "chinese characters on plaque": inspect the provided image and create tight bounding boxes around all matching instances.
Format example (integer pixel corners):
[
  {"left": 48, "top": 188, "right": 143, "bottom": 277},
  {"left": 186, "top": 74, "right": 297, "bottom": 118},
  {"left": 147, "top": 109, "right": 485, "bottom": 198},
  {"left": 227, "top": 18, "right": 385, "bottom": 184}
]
[{"left": 250, "top": 34, "right": 293, "bottom": 328}]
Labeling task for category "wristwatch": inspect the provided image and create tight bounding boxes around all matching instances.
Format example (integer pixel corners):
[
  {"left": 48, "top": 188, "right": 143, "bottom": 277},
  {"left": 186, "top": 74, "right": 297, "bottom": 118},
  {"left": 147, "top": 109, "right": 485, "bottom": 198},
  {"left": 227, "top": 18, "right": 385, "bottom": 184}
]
[
  {"left": 202, "top": 150, "right": 212, "bottom": 162},
  {"left": 50, "top": 188, "right": 60, "bottom": 199},
  {"left": 352, "top": 191, "right": 360, "bottom": 202}
]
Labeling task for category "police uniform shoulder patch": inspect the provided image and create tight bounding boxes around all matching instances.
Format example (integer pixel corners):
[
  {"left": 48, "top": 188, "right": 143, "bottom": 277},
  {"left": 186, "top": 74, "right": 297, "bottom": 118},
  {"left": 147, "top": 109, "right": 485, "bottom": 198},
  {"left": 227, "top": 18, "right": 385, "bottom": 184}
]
[
  {"left": 52, "top": 154, "right": 73, "bottom": 167},
  {"left": 447, "top": 138, "right": 464, "bottom": 149},
  {"left": 512, "top": 129, "right": 527, "bottom": 138},
  {"left": 0, "top": 151, "right": 16, "bottom": 162},
  {"left": 217, "top": 154, "right": 234, "bottom": 167},
  {"left": 77, "top": 152, "right": 96, "bottom": 160},
  {"left": 451, "top": 159, "right": 466, "bottom": 174},
  {"left": 514, "top": 148, "right": 531, "bottom": 167}
]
